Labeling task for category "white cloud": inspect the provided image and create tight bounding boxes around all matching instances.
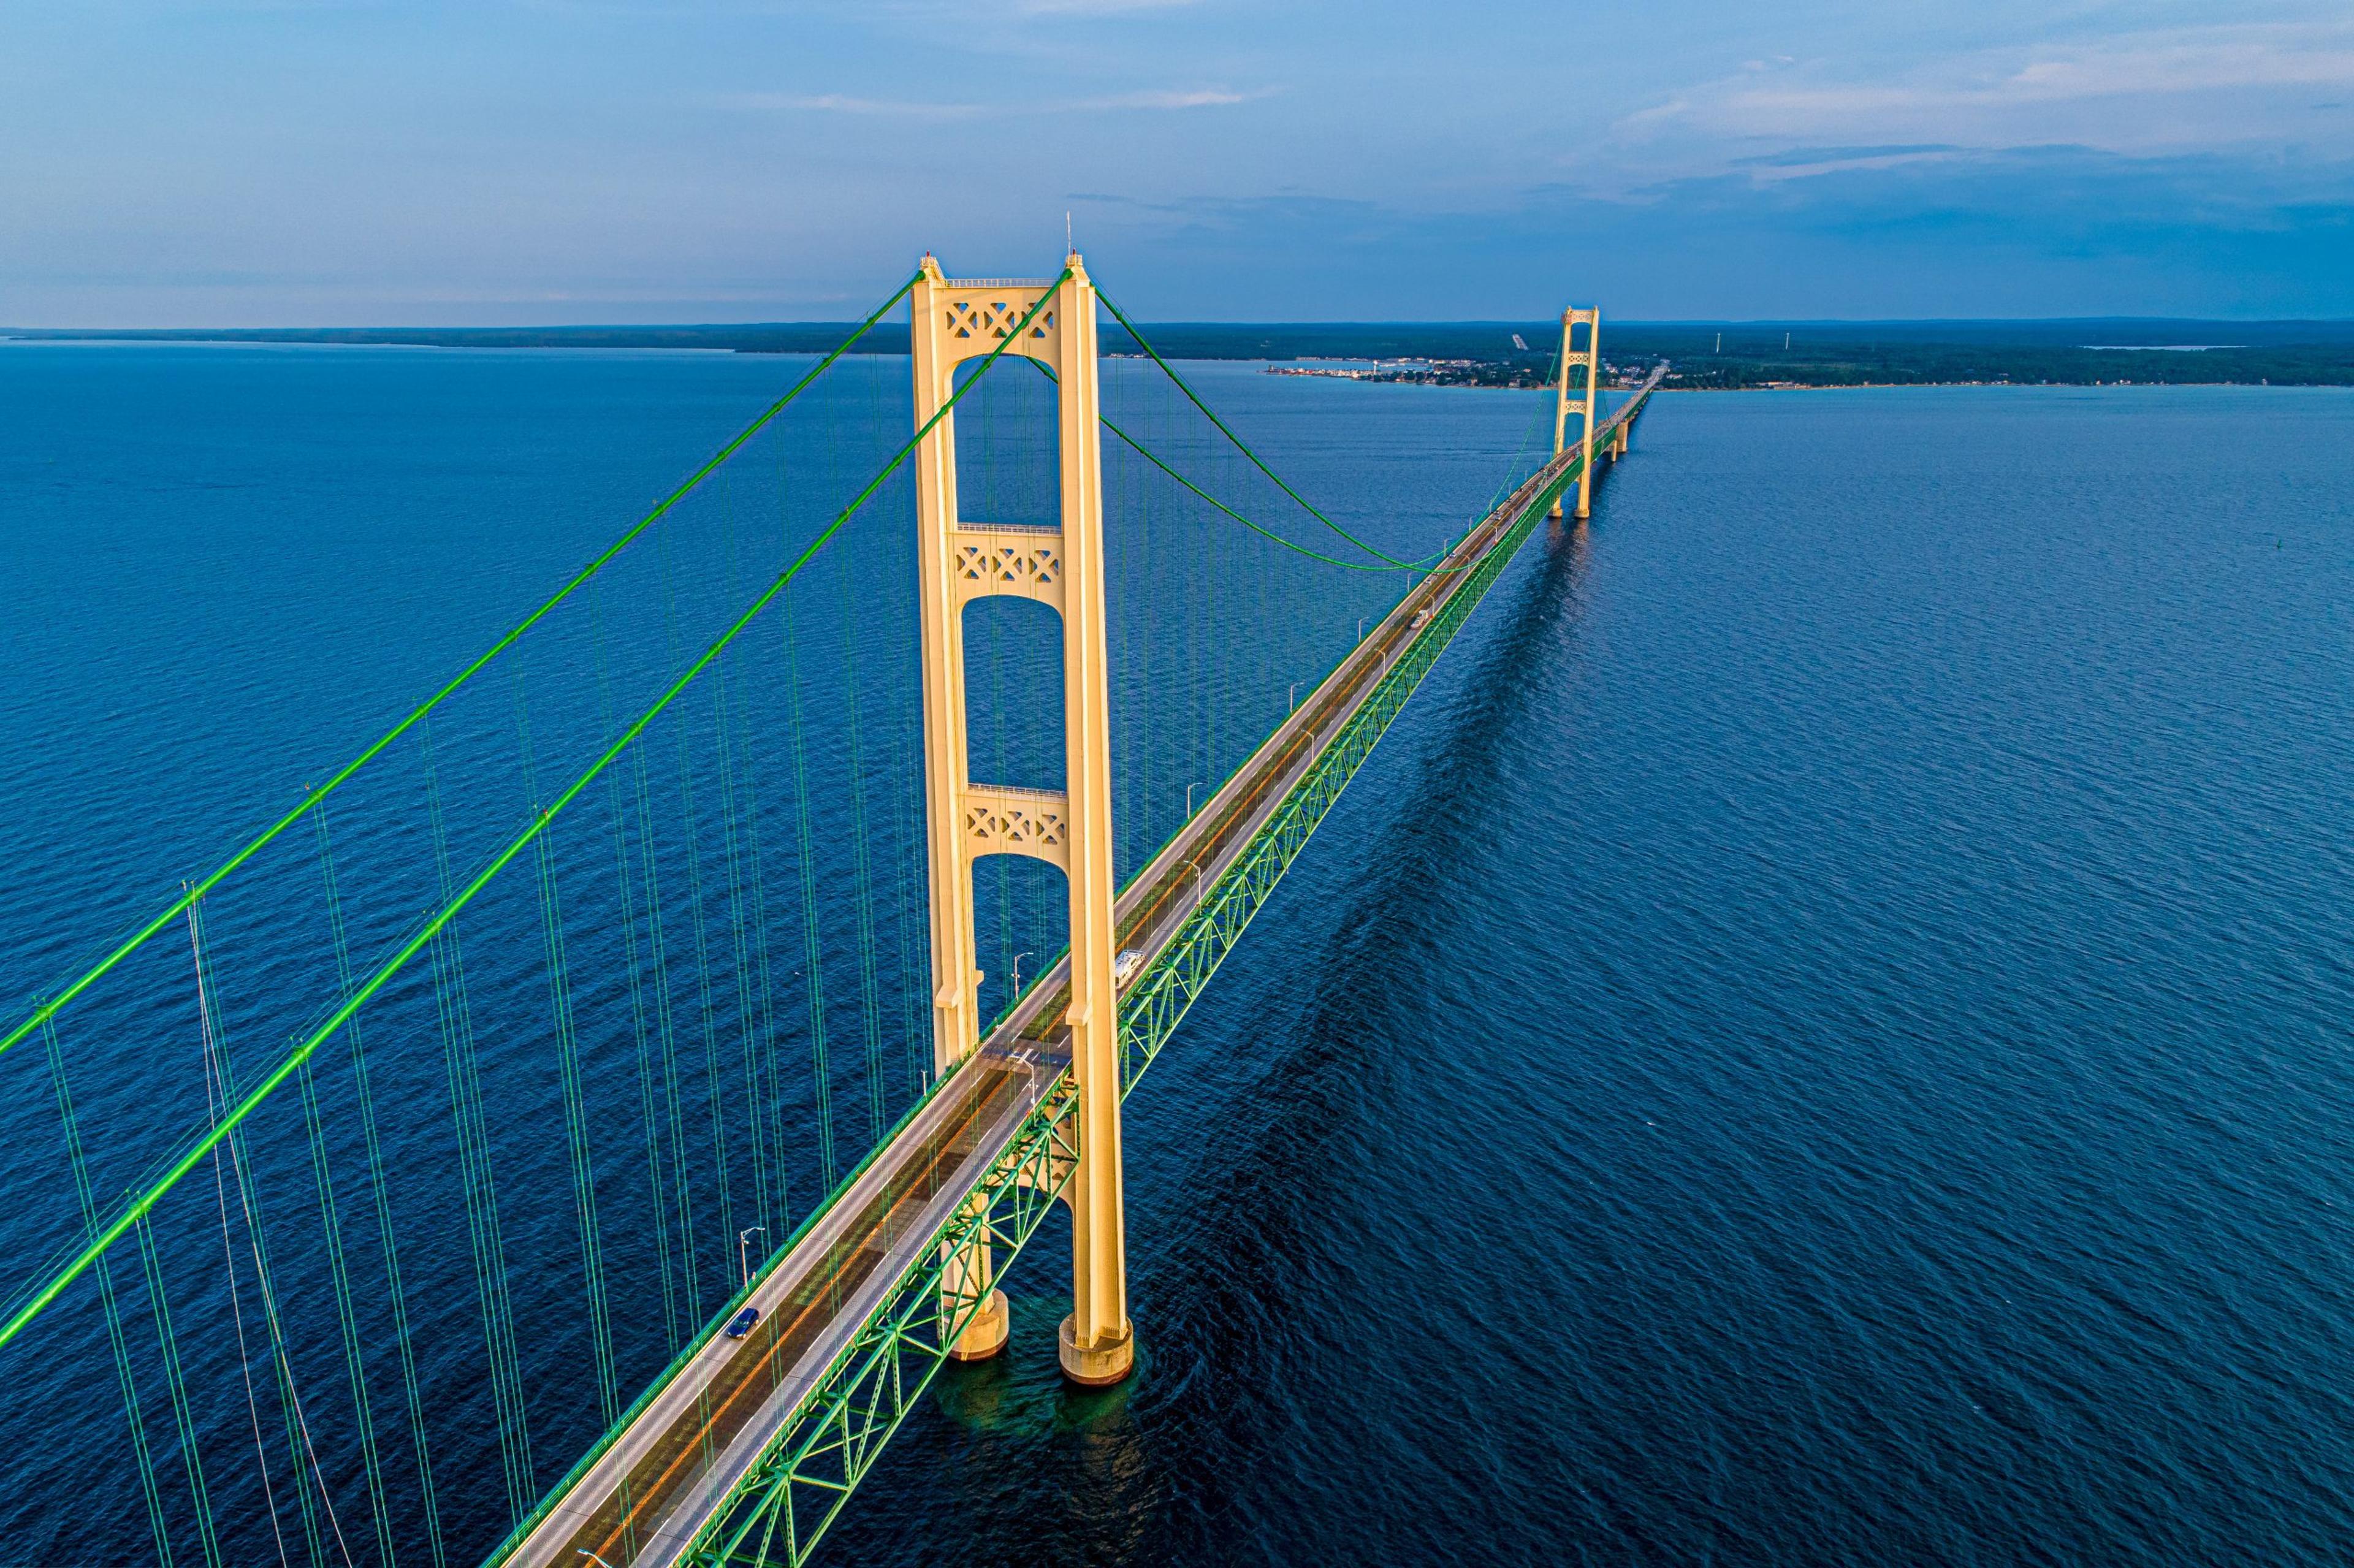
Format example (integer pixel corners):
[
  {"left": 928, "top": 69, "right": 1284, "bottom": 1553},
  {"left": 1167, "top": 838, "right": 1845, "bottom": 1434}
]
[
  {"left": 1617, "top": 22, "right": 2354, "bottom": 168},
  {"left": 729, "top": 93, "right": 986, "bottom": 118},
  {"left": 1074, "top": 88, "right": 1247, "bottom": 108}
]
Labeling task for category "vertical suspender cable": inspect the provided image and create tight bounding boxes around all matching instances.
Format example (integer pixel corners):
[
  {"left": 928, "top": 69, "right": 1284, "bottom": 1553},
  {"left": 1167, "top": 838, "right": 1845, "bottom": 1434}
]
[
  {"left": 293, "top": 1040, "right": 395, "bottom": 1567},
  {"left": 187, "top": 898, "right": 346, "bottom": 1567},
  {"left": 631, "top": 736, "right": 704, "bottom": 1328},
  {"left": 709, "top": 481, "right": 776, "bottom": 1235},
  {"left": 658, "top": 534, "right": 739, "bottom": 1290},
  {"left": 134, "top": 1207, "right": 223, "bottom": 1568},
  {"left": 419, "top": 728, "right": 536, "bottom": 1521},
  {"left": 312, "top": 805, "right": 449, "bottom": 1568},
  {"left": 589, "top": 582, "right": 687, "bottom": 1350},
  {"left": 834, "top": 545, "right": 889, "bottom": 1144},
  {"left": 516, "top": 673, "right": 622, "bottom": 1429},
  {"left": 781, "top": 585, "right": 838, "bottom": 1187},
  {"left": 42, "top": 1015, "right": 175, "bottom": 1567}
]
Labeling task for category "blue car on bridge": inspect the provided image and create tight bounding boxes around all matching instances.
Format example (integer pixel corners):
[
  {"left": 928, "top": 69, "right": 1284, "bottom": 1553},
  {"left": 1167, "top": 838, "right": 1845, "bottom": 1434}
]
[{"left": 725, "top": 1306, "right": 761, "bottom": 1339}]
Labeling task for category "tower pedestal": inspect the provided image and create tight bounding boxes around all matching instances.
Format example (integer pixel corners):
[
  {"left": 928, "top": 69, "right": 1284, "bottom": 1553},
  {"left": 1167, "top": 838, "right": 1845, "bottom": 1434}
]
[{"left": 1058, "top": 1312, "right": 1134, "bottom": 1387}]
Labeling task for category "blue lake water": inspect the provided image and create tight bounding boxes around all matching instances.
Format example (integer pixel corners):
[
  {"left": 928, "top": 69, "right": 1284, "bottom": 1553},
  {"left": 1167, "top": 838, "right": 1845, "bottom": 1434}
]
[{"left": 4, "top": 343, "right": 2353, "bottom": 1566}]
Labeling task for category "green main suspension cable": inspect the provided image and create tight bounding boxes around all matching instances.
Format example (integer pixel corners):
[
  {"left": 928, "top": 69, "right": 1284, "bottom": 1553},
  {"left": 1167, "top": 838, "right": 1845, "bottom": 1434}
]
[
  {"left": 0, "top": 270, "right": 1068, "bottom": 1358},
  {"left": 1469, "top": 348, "right": 1560, "bottom": 524},
  {"left": 1098, "top": 287, "right": 1447, "bottom": 571},
  {"left": 1025, "top": 357, "right": 1442, "bottom": 576}
]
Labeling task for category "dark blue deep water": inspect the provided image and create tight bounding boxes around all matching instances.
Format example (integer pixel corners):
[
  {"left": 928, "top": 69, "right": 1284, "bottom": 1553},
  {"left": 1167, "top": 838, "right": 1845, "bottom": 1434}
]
[{"left": 4, "top": 343, "right": 2353, "bottom": 1566}]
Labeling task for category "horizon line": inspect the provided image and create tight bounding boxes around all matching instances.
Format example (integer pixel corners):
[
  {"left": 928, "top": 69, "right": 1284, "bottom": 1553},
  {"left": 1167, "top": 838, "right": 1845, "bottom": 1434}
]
[{"left": 10, "top": 314, "right": 2354, "bottom": 335}]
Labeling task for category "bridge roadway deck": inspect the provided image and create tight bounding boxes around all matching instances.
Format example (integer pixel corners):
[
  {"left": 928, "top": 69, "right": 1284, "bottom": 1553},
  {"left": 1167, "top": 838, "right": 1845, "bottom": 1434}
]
[{"left": 498, "top": 369, "right": 1662, "bottom": 1568}]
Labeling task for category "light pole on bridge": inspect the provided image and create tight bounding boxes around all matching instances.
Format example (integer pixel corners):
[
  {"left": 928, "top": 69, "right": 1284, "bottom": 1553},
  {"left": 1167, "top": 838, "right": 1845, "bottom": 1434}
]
[{"left": 737, "top": 1227, "right": 766, "bottom": 1293}]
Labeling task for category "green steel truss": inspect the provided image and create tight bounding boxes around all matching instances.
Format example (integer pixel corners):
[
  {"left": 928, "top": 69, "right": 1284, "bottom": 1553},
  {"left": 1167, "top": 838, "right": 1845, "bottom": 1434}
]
[
  {"left": 675, "top": 1073, "right": 1080, "bottom": 1567},
  {"left": 478, "top": 1070, "right": 1079, "bottom": 1568}
]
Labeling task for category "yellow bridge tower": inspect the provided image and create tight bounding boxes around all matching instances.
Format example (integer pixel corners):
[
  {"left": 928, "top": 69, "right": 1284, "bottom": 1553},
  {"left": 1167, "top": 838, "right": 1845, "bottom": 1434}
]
[
  {"left": 908, "top": 253, "right": 1134, "bottom": 1387},
  {"left": 1552, "top": 306, "right": 1602, "bottom": 520}
]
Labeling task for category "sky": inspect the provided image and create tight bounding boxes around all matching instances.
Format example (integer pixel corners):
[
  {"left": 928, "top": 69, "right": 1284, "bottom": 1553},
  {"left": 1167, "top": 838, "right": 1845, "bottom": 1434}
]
[{"left": 3, "top": 1, "right": 2352, "bottom": 324}]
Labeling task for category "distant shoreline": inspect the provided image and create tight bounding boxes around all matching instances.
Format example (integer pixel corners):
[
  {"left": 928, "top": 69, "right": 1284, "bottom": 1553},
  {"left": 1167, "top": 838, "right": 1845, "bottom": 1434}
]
[
  {"left": 1267, "top": 377, "right": 2334, "bottom": 394},
  {"left": 9, "top": 321, "right": 2353, "bottom": 390}
]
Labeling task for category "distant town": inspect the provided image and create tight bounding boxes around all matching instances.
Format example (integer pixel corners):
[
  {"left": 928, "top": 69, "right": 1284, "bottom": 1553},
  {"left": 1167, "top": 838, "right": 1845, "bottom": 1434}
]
[{"left": 1263, "top": 357, "right": 1648, "bottom": 390}]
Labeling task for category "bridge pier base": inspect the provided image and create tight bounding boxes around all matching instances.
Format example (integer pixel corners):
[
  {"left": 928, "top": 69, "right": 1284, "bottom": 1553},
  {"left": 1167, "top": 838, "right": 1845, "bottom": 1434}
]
[
  {"left": 1058, "top": 1312, "right": 1135, "bottom": 1386},
  {"left": 948, "top": 1287, "right": 1010, "bottom": 1362}
]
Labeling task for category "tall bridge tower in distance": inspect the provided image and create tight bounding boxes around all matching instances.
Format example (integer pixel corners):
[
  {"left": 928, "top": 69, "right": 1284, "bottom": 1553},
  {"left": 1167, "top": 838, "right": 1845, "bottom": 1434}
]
[
  {"left": 908, "top": 253, "right": 1135, "bottom": 1386},
  {"left": 1553, "top": 306, "right": 1602, "bottom": 519}
]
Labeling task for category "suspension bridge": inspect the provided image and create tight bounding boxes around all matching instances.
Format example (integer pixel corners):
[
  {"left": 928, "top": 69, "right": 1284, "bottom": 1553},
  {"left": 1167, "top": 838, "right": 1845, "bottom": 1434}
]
[{"left": 0, "top": 253, "right": 1658, "bottom": 1568}]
